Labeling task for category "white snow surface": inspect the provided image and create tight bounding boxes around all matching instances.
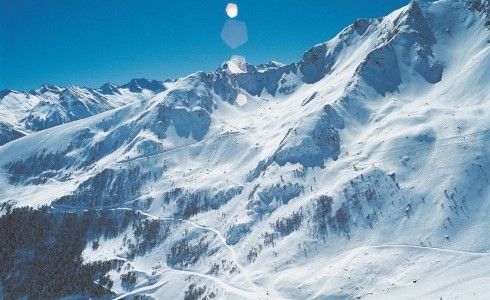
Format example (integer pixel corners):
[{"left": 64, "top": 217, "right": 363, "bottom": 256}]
[{"left": 0, "top": 0, "right": 489, "bottom": 299}]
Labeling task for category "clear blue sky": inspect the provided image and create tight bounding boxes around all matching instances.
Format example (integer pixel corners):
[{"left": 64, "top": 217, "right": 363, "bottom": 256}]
[{"left": 0, "top": 0, "right": 411, "bottom": 91}]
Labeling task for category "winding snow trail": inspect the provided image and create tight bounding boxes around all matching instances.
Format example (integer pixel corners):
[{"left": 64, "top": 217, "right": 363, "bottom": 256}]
[
  {"left": 133, "top": 209, "right": 267, "bottom": 295},
  {"left": 49, "top": 205, "right": 278, "bottom": 298},
  {"left": 115, "top": 267, "right": 281, "bottom": 300}
]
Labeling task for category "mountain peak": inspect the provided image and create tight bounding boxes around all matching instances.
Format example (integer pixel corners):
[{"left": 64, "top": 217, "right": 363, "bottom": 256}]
[
  {"left": 255, "top": 61, "right": 286, "bottom": 72},
  {"left": 34, "top": 84, "right": 62, "bottom": 94},
  {"left": 99, "top": 83, "right": 121, "bottom": 95},
  {"left": 218, "top": 56, "right": 249, "bottom": 74},
  {"left": 391, "top": 0, "right": 432, "bottom": 37},
  {"left": 0, "top": 89, "right": 14, "bottom": 99},
  {"left": 120, "top": 78, "right": 166, "bottom": 93}
]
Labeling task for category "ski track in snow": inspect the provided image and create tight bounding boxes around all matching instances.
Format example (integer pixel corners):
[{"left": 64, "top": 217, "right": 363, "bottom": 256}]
[
  {"left": 113, "top": 131, "right": 242, "bottom": 165},
  {"left": 114, "top": 278, "right": 169, "bottom": 300},
  {"left": 339, "top": 244, "right": 490, "bottom": 258},
  {"left": 112, "top": 208, "right": 490, "bottom": 300},
  {"left": 52, "top": 205, "right": 287, "bottom": 299},
  {"left": 132, "top": 209, "right": 271, "bottom": 297},
  {"left": 115, "top": 267, "right": 288, "bottom": 300}
]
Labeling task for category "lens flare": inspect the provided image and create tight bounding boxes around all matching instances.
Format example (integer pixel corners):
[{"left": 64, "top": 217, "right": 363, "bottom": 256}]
[
  {"left": 226, "top": 3, "right": 238, "bottom": 18},
  {"left": 228, "top": 55, "right": 247, "bottom": 74},
  {"left": 221, "top": 20, "right": 248, "bottom": 49},
  {"left": 236, "top": 93, "right": 247, "bottom": 106}
]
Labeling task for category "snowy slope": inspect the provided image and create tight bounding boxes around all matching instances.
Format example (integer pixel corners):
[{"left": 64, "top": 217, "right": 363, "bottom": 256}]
[{"left": 0, "top": 0, "right": 489, "bottom": 299}]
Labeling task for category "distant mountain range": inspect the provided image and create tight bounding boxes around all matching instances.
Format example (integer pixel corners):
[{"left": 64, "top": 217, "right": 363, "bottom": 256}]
[{"left": 0, "top": 79, "right": 169, "bottom": 146}]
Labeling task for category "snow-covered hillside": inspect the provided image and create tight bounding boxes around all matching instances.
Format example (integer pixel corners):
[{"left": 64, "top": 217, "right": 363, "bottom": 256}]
[{"left": 0, "top": 0, "right": 489, "bottom": 299}]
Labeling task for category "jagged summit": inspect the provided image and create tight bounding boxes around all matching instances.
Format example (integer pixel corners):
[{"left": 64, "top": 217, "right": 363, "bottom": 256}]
[
  {"left": 256, "top": 61, "right": 285, "bottom": 70},
  {"left": 120, "top": 78, "right": 167, "bottom": 93},
  {"left": 0, "top": 89, "right": 15, "bottom": 99},
  {"left": 99, "top": 83, "right": 122, "bottom": 95},
  {"left": 35, "top": 83, "right": 63, "bottom": 94}
]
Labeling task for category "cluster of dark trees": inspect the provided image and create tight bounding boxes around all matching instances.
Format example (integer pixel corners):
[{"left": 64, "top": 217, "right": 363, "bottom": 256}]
[
  {"left": 313, "top": 195, "right": 334, "bottom": 233},
  {"left": 167, "top": 237, "right": 209, "bottom": 268},
  {"left": 184, "top": 283, "right": 216, "bottom": 300},
  {"left": 262, "top": 231, "right": 276, "bottom": 247},
  {"left": 270, "top": 210, "right": 304, "bottom": 238},
  {"left": 311, "top": 172, "right": 390, "bottom": 239},
  {"left": 0, "top": 206, "right": 138, "bottom": 299},
  {"left": 54, "top": 166, "right": 152, "bottom": 208},
  {"left": 246, "top": 244, "right": 263, "bottom": 263},
  {"left": 249, "top": 183, "right": 303, "bottom": 214},
  {"left": 311, "top": 194, "right": 352, "bottom": 238},
  {"left": 126, "top": 219, "right": 171, "bottom": 259},
  {"left": 5, "top": 150, "right": 74, "bottom": 185},
  {"left": 120, "top": 271, "right": 138, "bottom": 291},
  {"left": 162, "top": 186, "right": 242, "bottom": 219}
]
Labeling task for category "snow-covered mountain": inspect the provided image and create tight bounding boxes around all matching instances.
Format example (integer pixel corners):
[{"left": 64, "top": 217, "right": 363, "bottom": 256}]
[
  {"left": 0, "top": 79, "right": 167, "bottom": 146},
  {"left": 0, "top": 0, "right": 489, "bottom": 299}
]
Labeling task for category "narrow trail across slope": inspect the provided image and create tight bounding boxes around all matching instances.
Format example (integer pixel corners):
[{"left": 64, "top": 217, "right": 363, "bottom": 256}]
[
  {"left": 366, "top": 244, "right": 490, "bottom": 256},
  {"left": 0, "top": 172, "right": 61, "bottom": 183},
  {"left": 286, "top": 242, "right": 490, "bottom": 285},
  {"left": 113, "top": 131, "right": 241, "bottom": 165},
  {"left": 313, "top": 243, "right": 490, "bottom": 266}
]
